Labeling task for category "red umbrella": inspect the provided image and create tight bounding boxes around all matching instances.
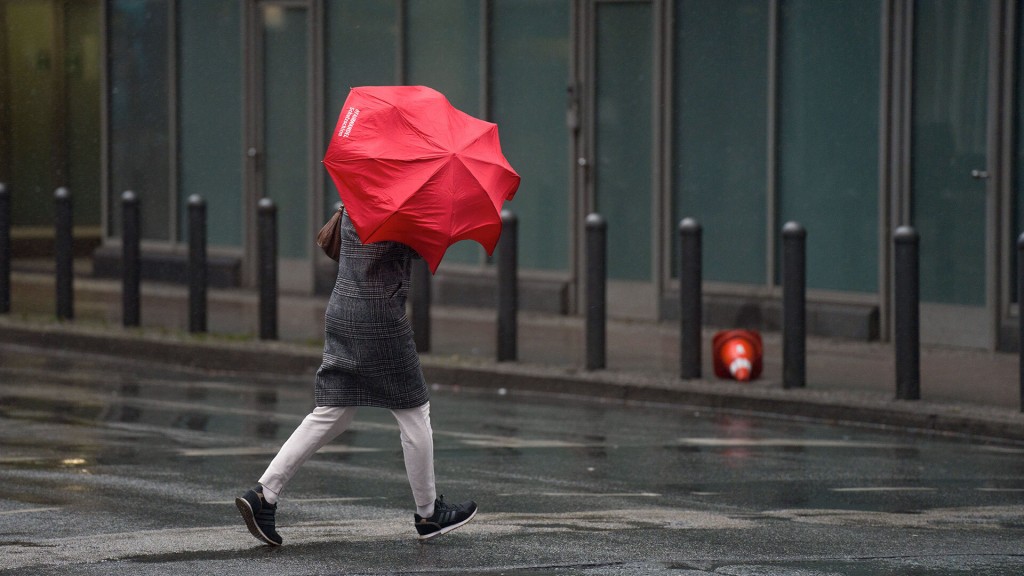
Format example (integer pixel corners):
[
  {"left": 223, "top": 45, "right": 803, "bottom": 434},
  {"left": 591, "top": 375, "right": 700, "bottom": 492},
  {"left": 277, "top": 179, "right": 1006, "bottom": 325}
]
[{"left": 323, "top": 85, "right": 520, "bottom": 273}]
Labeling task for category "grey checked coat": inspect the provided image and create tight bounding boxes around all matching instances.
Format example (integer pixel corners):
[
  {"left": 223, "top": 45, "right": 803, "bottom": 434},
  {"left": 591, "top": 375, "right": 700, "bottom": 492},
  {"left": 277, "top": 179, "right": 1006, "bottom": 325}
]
[{"left": 313, "top": 211, "right": 429, "bottom": 409}]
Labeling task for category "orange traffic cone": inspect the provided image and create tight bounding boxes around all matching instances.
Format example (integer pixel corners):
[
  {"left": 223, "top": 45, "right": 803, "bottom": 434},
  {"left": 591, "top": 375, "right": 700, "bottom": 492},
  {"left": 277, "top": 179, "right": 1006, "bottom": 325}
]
[{"left": 712, "top": 329, "right": 763, "bottom": 382}]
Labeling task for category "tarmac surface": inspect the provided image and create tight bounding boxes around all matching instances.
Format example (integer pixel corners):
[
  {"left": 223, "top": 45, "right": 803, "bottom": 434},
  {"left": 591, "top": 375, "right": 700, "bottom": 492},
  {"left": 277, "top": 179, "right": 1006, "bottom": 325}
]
[
  {"left": 1, "top": 343, "right": 1023, "bottom": 575},
  {"left": 1, "top": 264, "right": 1022, "bottom": 444}
]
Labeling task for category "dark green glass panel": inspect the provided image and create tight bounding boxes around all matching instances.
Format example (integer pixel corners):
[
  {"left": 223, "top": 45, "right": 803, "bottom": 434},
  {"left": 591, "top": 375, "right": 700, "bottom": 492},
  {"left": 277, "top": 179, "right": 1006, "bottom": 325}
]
[
  {"left": 4, "top": 3, "right": 58, "bottom": 225},
  {"left": 179, "top": 0, "right": 242, "bottom": 247},
  {"left": 262, "top": 5, "right": 309, "bottom": 259},
  {"left": 778, "top": 0, "right": 880, "bottom": 293},
  {"left": 64, "top": 0, "right": 102, "bottom": 228},
  {"left": 109, "top": 0, "right": 170, "bottom": 240},
  {"left": 595, "top": 2, "right": 652, "bottom": 281},
  {"left": 912, "top": 0, "right": 987, "bottom": 306},
  {"left": 673, "top": 0, "right": 768, "bottom": 284},
  {"left": 491, "top": 0, "right": 570, "bottom": 271}
]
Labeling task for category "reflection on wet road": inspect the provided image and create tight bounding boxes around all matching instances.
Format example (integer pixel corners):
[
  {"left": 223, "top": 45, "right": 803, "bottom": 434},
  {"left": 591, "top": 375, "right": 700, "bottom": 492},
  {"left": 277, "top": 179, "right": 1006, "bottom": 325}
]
[{"left": 1, "top": 343, "right": 1023, "bottom": 575}]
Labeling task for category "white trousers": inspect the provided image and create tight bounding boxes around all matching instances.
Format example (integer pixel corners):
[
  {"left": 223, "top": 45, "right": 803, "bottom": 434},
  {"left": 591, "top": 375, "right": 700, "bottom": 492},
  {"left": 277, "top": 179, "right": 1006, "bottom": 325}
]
[{"left": 258, "top": 403, "right": 436, "bottom": 508}]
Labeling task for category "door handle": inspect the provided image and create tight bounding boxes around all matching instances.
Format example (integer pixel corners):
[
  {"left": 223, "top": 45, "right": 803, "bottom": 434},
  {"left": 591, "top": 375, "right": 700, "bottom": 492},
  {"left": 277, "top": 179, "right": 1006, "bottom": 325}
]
[
  {"left": 971, "top": 169, "right": 989, "bottom": 179},
  {"left": 248, "top": 147, "right": 262, "bottom": 171}
]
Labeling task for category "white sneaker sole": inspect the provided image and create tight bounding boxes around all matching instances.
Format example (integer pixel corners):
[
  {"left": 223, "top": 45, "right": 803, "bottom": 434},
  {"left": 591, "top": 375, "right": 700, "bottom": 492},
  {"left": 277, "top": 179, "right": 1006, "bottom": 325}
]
[{"left": 417, "top": 506, "right": 478, "bottom": 541}]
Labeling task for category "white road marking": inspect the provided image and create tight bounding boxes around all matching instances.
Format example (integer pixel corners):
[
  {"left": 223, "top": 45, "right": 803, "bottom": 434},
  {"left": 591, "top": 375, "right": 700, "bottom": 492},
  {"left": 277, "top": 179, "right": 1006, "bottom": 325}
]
[
  {"left": 201, "top": 496, "right": 384, "bottom": 505},
  {"left": 283, "top": 496, "right": 388, "bottom": 503},
  {"left": 831, "top": 487, "right": 936, "bottom": 492},
  {"left": 975, "top": 487, "right": 1024, "bottom": 492},
  {"left": 179, "top": 445, "right": 379, "bottom": 457},
  {"left": 979, "top": 445, "right": 1024, "bottom": 454},
  {"left": 459, "top": 438, "right": 597, "bottom": 449},
  {"left": 498, "top": 492, "right": 660, "bottom": 498},
  {"left": 0, "top": 456, "right": 50, "bottom": 464},
  {"left": 763, "top": 505, "right": 1024, "bottom": 529},
  {"left": 678, "top": 438, "right": 911, "bottom": 449},
  {"left": 0, "top": 507, "right": 60, "bottom": 516}
]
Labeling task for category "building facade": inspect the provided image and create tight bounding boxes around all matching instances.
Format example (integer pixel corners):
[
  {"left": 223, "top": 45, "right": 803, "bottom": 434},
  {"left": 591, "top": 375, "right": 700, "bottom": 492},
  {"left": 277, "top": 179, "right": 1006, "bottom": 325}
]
[{"left": 2, "top": 0, "right": 1023, "bottom": 350}]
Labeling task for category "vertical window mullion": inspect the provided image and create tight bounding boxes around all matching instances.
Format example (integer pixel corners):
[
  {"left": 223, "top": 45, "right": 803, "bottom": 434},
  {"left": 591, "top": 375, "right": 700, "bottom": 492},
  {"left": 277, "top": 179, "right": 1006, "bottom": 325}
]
[
  {"left": 767, "top": 0, "right": 779, "bottom": 289},
  {"left": 168, "top": 0, "right": 178, "bottom": 243}
]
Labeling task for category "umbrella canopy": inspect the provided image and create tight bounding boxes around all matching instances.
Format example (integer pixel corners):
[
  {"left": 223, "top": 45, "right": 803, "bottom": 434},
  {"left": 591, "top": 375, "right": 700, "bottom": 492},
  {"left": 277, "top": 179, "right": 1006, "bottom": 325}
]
[{"left": 323, "top": 85, "right": 520, "bottom": 273}]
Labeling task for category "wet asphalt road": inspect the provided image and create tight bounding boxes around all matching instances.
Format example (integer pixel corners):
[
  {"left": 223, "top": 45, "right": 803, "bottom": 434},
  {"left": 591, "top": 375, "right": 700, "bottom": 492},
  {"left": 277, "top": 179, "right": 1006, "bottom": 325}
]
[{"left": 1, "top": 343, "right": 1023, "bottom": 575}]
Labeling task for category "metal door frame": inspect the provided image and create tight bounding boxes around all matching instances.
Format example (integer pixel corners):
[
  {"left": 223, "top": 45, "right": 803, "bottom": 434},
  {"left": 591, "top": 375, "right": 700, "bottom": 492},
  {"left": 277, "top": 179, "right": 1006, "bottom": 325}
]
[
  {"left": 243, "top": 0, "right": 321, "bottom": 292},
  {"left": 576, "top": 0, "right": 664, "bottom": 320}
]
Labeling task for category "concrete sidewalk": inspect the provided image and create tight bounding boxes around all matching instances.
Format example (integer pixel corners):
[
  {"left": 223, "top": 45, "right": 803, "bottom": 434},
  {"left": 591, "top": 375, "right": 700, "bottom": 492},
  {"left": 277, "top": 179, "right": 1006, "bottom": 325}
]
[{"left": 2, "top": 266, "right": 1022, "bottom": 442}]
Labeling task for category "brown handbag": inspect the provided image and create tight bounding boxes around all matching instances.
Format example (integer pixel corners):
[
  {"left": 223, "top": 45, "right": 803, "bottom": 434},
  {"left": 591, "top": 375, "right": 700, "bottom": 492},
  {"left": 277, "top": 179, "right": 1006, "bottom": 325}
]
[{"left": 316, "top": 205, "right": 344, "bottom": 261}]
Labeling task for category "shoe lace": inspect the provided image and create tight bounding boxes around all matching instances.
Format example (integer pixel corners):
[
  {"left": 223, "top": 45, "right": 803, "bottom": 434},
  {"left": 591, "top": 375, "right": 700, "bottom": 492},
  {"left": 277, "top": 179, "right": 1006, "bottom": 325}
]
[{"left": 434, "top": 495, "right": 458, "bottom": 513}]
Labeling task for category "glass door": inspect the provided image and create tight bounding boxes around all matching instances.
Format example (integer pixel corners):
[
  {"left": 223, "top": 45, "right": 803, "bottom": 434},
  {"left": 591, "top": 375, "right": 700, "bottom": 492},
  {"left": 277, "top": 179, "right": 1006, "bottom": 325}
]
[
  {"left": 911, "top": 0, "right": 992, "bottom": 348},
  {"left": 2, "top": 0, "right": 101, "bottom": 231},
  {"left": 248, "top": 1, "right": 313, "bottom": 292},
  {"left": 586, "top": 0, "right": 656, "bottom": 318},
  {"left": 3, "top": 0, "right": 59, "bottom": 223}
]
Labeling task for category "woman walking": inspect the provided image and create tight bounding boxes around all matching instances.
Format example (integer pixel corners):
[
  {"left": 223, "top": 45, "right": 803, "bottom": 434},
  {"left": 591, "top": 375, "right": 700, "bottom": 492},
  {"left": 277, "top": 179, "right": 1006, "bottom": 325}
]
[{"left": 235, "top": 210, "right": 477, "bottom": 546}]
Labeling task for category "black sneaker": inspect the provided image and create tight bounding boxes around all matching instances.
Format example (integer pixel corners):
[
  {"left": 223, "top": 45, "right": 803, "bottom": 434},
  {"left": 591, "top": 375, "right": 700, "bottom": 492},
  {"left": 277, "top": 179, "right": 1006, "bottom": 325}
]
[
  {"left": 414, "top": 496, "right": 478, "bottom": 541},
  {"left": 235, "top": 486, "right": 283, "bottom": 546}
]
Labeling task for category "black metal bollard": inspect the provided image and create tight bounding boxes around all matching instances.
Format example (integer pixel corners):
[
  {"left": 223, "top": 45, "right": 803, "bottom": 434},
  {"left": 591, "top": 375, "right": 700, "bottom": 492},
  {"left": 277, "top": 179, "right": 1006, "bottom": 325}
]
[
  {"left": 1018, "top": 233, "right": 1024, "bottom": 413},
  {"left": 894, "top": 225, "right": 920, "bottom": 400},
  {"left": 782, "top": 221, "right": 806, "bottom": 389},
  {"left": 55, "top": 187, "right": 74, "bottom": 321},
  {"left": 585, "top": 213, "right": 607, "bottom": 370},
  {"left": 497, "top": 209, "right": 518, "bottom": 362},
  {"left": 121, "top": 191, "right": 140, "bottom": 327},
  {"left": 679, "top": 218, "right": 702, "bottom": 379},
  {"left": 258, "top": 198, "right": 278, "bottom": 340},
  {"left": 187, "top": 195, "right": 207, "bottom": 333},
  {"left": 411, "top": 257, "right": 431, "bottom": 353},
  {"left": 0, "top": 183, "right": 9, "bottom": 314}
]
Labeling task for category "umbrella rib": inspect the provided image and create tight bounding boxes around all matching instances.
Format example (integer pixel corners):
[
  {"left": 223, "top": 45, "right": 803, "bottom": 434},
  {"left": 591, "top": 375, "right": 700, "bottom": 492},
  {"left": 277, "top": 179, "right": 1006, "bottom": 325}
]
[
  {"left": 360, "top": 159, "right": 454, "bottom": 243},
  {"left": 453, "top": 126, "right": 494, "bottom": 157},
  {"left": 395, "top": 103, "right": 447, "bottom": 152}
]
